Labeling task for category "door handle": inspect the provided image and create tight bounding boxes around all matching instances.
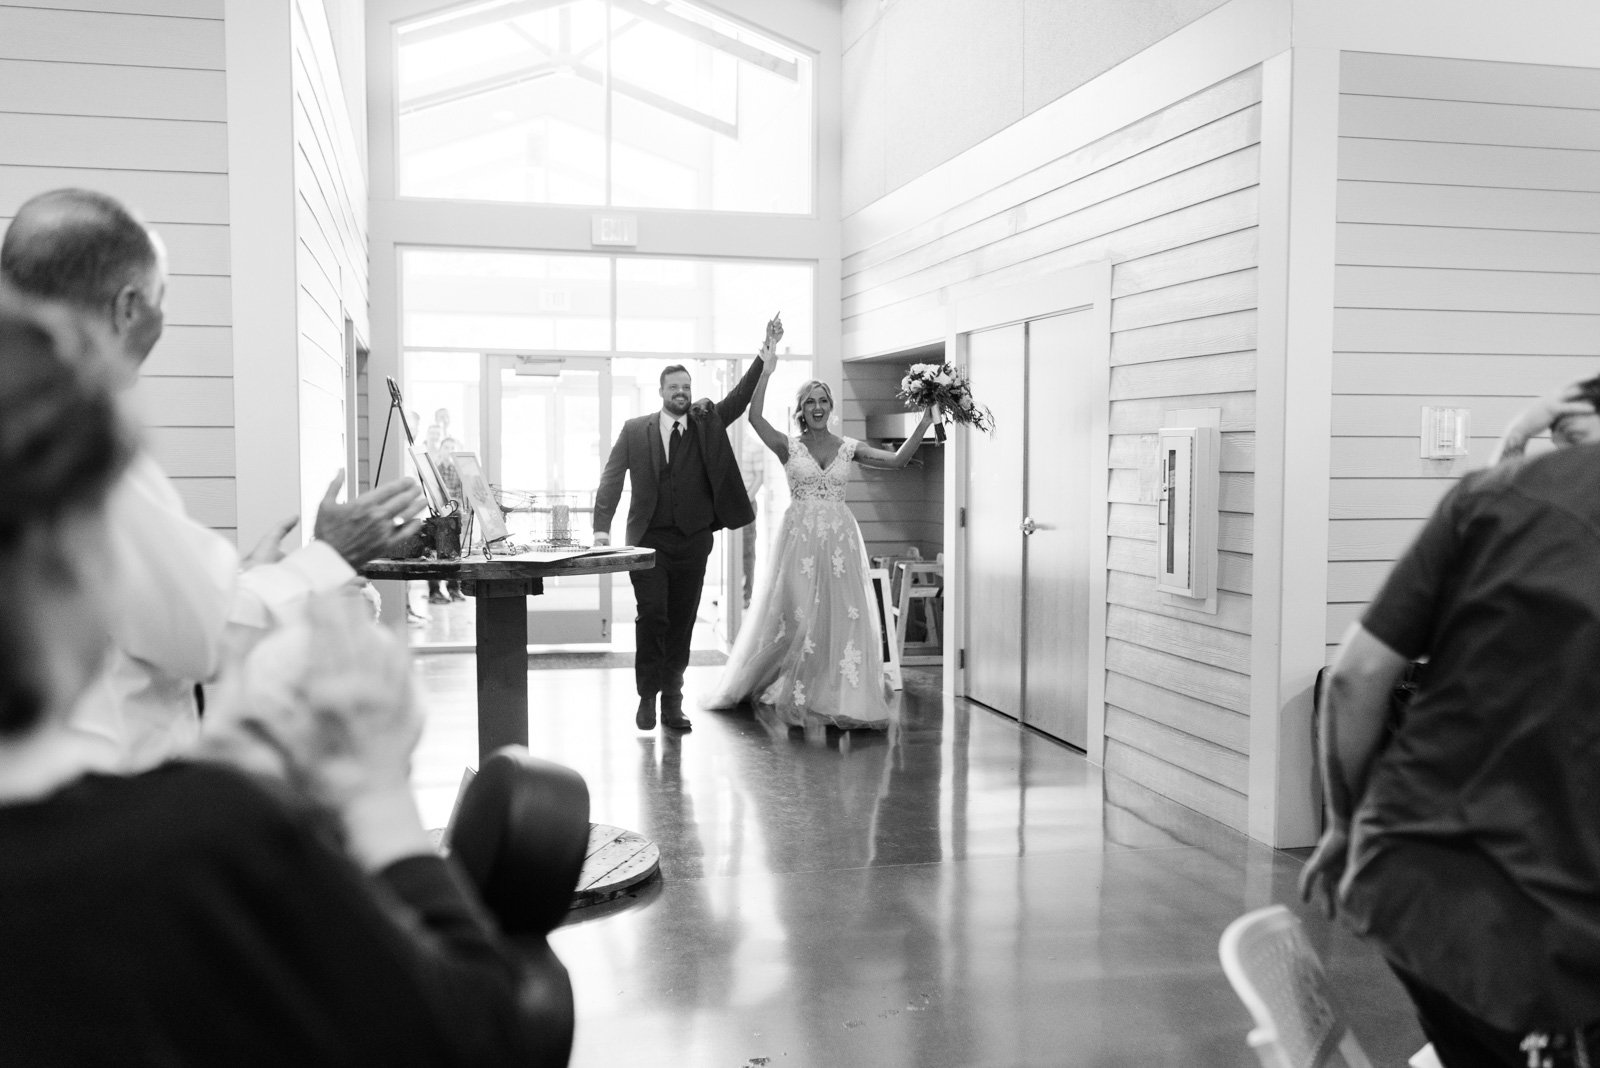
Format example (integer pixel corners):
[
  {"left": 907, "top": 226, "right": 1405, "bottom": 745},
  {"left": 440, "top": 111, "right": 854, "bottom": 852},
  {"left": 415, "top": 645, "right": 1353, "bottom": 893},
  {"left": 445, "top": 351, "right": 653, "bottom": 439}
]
[{"left": 1021, "top": 517, "right": 1037, "bottom": 536}]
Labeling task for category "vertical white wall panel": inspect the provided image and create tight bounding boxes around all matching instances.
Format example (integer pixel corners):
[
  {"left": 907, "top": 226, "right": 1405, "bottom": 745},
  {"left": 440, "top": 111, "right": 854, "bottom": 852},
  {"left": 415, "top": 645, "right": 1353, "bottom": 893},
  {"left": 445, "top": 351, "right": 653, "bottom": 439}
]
[
  {"left": 843, "top": 67, "right": 1265, "bottom": 831},
  {"left": 292, "top": 0, "right": 369, "bottom": 526},
  {"left": 841, "top": 0, "right": 1234, "bottom": 213},
  {"left": 840, "top": 360, "right": 944, "bottom": 565},
  {"left": 0, "top": 2, "right": 235, "bottom": 531},
  {"left": 1327, "top": 51, "right": 1600, "bottom": 649}
]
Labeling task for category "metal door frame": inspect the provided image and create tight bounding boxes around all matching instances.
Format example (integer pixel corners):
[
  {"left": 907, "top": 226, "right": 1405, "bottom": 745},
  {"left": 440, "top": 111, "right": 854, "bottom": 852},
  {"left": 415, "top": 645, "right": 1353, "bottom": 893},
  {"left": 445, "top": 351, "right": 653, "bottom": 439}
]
[{"left": 946, "top": 261, "right": 1113, "bottom": 763}]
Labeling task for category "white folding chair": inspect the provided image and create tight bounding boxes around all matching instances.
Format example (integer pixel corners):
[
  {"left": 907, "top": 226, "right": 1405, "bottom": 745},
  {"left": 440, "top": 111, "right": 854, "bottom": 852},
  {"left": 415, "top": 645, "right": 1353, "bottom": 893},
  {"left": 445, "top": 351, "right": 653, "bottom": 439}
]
[
  {"left": 893, "top": 560, "right": 943, "bottom": 666},
  {"left": 1219, "top": 905, "right": 1375, "bottom": 1068}
]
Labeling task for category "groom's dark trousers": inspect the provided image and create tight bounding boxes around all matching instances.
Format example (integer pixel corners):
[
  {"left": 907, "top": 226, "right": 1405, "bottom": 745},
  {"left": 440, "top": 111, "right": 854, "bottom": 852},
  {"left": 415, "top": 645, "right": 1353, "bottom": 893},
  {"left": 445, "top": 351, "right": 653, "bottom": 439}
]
[
  {"left": 634, "top": 427, "right": 715, "bottom": 700},
  {"left": 593, "top": 358, "right": 764, "bottom": 701}
]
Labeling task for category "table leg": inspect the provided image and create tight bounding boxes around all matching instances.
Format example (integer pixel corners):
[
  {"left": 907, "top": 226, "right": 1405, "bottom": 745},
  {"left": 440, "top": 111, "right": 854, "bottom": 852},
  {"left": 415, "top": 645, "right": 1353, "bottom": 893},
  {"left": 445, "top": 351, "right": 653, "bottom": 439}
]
[{"left": 472, "top": 578, "right": 542, "bottom": 764}]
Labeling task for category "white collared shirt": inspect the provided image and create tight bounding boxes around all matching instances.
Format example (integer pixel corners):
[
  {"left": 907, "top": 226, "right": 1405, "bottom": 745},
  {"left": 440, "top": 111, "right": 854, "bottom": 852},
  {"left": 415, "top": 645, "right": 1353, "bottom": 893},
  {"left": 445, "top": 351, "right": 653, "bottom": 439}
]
[
  {"left": 658, "top": 409, "right": 687, "bottom": 459},
  {"left": 69, "top": 452, "right": 356, "bottom": 771}
]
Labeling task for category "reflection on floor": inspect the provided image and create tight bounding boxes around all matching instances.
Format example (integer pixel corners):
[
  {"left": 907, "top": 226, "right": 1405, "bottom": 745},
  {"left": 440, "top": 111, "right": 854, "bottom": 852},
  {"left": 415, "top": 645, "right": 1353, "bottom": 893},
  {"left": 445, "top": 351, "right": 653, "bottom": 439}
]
[
  {"left": 408, "top": 657, "right": 1423, "bottom": 1068},
  {"left": 404, "top": 580, "right": 724, "bottom": 653}
]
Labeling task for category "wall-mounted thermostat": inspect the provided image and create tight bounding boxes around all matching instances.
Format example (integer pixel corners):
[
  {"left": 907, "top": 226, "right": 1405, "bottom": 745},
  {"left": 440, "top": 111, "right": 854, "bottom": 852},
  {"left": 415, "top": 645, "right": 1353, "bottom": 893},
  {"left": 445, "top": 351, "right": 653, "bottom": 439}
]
[
  {"left": 1156, "top": 425, "right": 1219, "bottom": 601},
  {"left": 1420, "top": 406, "right": 1471, "bottom": 459}
]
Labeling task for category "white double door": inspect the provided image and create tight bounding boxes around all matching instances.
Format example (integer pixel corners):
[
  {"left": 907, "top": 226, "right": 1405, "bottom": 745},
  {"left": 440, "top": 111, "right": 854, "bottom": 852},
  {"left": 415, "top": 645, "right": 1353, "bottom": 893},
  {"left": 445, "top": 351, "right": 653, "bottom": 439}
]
[
  {"left": 482, "top": 354, "right": 613, "bottom": 643},
  {"left": 963, "top": 311, "right": 1097, "bottom": 749},
  {"left": 478, "top": 353, "right": 744, "bottom": 648}
]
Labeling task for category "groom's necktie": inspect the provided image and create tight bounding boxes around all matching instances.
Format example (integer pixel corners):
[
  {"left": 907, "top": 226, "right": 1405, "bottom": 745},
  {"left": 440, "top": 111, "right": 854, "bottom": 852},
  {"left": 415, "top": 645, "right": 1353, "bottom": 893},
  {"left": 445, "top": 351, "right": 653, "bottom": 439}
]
[{"left": 669, "top": 420, "right": 682, "bottom": 466}]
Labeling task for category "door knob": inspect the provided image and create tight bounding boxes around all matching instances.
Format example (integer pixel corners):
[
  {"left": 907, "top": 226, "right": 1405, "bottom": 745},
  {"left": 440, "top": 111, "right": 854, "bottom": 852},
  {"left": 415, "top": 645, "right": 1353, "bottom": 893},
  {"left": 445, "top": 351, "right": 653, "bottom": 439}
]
[{"left": 1020, "top": 517, "right": 1037, "bottom": 536}]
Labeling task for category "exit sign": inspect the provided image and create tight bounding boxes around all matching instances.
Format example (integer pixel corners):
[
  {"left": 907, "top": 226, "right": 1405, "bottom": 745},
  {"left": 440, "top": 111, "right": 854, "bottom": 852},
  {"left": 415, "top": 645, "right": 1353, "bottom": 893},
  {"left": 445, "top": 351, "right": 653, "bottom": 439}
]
[{"left": 591, "top": 213, "right": 638, "bottom": 246}]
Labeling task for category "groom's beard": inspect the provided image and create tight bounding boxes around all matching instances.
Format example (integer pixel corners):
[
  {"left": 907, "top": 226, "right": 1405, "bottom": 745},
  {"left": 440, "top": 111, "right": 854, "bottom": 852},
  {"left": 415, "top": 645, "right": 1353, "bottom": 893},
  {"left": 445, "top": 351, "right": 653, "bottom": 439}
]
[{"left": 663, "top": 395, "right": 691, "bottom": 416}]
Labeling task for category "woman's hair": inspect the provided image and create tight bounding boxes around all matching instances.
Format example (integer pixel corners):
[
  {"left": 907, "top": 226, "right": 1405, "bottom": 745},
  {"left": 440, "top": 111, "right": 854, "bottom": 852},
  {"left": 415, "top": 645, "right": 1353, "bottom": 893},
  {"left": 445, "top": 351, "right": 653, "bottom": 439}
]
[
  {"left": 0, "top": 306, "right": 133, "bottom": 735},
  {"left": 792, "top": 379, "right": 835, "bottom": 428}
]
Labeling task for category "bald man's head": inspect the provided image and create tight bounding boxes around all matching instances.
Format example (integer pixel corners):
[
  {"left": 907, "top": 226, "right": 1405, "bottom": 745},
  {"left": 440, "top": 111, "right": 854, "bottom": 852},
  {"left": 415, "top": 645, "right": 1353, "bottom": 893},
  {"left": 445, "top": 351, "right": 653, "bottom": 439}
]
[
  {"left": 1, "top": 189, "right": 166, "bottom": 377},
  {"left": 2, "top": 190, "right": 159, "bottom": 308}
]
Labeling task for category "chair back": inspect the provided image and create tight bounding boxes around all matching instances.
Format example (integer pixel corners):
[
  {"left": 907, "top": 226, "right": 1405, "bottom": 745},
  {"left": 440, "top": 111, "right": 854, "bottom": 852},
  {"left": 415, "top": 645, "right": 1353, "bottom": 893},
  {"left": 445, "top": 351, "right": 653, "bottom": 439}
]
[
  {"left": 1219, "top": 906, "right": 1375, "bottom": 1068},
  {"left": 446, "top": 746, "right": 591, "bottom": 935}
]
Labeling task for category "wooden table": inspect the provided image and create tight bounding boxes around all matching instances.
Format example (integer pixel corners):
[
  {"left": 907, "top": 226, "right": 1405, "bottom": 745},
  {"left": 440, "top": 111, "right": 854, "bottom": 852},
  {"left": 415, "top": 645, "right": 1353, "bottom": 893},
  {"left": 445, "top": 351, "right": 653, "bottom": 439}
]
[{"left": 364, "top": 549, "right": 655, "bottom": 762}]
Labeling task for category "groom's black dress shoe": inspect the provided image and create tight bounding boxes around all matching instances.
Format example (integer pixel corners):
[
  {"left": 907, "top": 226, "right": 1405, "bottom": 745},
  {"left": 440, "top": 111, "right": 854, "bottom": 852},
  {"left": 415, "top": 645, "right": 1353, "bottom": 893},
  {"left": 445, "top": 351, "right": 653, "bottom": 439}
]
[
  {"left": 660, "top": 694, "right": 693, "bottom": 732},
  {"left": 635, "top": 695, "right": 656, "bottom": 731}
]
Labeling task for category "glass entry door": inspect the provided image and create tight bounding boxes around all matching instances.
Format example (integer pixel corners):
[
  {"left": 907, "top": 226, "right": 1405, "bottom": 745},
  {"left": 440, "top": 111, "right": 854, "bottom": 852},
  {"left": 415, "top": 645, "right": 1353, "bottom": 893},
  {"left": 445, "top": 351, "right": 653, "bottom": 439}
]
[{"left": 483, "top": 354, "right": 613, "bottom": 644}]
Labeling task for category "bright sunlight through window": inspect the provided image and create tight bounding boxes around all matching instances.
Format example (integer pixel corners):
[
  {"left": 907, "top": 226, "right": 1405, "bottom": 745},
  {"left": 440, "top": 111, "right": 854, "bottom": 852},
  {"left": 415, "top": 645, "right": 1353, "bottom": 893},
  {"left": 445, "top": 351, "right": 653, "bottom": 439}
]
[{"left": 396, "top": 0, "right": 814, "bottom": 214}]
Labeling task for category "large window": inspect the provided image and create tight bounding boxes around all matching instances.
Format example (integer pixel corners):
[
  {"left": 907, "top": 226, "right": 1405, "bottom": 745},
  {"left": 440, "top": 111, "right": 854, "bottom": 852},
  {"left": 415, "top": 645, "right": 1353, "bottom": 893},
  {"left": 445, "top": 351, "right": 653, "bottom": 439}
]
[
  {"left": 402, "top": 248, "right": 814, "bottom": 356},
  {"left": 396, "top": 0, "right": 814, "bottom": 213}
]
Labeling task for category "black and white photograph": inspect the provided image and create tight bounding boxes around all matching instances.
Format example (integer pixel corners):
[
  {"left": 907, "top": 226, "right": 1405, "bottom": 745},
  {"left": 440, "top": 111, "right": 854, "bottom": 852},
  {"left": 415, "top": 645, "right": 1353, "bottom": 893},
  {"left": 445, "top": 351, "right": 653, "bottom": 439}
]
[{"left": 0, "top": 1, "right": 1596, "bottom": 1064}]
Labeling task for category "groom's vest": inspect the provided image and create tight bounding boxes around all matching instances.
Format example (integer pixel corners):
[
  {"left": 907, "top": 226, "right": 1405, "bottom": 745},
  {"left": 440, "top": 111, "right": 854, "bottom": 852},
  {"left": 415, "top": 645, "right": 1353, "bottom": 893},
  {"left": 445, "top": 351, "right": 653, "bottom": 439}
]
[{"left": 649, "top": 424, "right": 715, "bottom": 536}]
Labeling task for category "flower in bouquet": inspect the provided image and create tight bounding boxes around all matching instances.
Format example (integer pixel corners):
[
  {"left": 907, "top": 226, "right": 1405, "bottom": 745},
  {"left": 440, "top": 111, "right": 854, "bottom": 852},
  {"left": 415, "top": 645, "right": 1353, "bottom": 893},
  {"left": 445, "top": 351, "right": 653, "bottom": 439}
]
[{"left": 897, "top": 361, "right": 995, "bottom": 434}]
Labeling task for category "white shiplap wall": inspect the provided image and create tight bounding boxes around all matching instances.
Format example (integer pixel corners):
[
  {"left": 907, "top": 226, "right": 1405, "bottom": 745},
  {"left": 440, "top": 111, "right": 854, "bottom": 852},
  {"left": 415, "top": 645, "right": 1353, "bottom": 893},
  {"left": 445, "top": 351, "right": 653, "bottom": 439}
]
[
  {"left": 0, "top": 0, "right": 235, "bottom": 533},
  {"left": 841, "top": 359, "right": 944, "bottom": 563},
  {"left": 1327, "top": 52, "right": 1600, "bottom": 657},
  {"left": 843, "top": 68, "right": 1263, "bottom": 831},
  {"left": 292, "top": 0, "right": 368, "bottom": 525}
]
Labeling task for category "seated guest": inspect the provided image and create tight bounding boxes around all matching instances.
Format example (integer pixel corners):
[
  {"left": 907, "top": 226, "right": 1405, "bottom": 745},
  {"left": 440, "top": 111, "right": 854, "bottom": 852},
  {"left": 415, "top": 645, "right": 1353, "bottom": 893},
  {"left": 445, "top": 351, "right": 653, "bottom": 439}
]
[
  {"left": 1490, "top": 374, "right": 1600, "bottom": 464},
  {"left": 0, "top": 313, "right": 565, "bottom": 1066},
  {"left": 0, "top": 188, "right": 425, "bottom": 769}
]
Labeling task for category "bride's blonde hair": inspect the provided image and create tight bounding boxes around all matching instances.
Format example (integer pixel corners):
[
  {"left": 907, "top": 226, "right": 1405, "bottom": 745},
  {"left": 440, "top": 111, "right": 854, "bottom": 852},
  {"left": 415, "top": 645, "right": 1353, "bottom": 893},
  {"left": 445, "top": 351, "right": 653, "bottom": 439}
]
[{"left": 793, "top": 379, "right": 835, "bottom": 429}]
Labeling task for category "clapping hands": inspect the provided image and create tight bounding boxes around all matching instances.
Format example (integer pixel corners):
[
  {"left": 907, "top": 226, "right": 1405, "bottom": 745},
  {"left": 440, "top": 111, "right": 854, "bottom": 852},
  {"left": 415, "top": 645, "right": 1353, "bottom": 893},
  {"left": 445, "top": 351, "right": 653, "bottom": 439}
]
[
  {"left": 313, "top": 471, "right": 426, "bottom": 567},
  {"left": 201, "top": 593, "right": 429, "bottom": 867}
]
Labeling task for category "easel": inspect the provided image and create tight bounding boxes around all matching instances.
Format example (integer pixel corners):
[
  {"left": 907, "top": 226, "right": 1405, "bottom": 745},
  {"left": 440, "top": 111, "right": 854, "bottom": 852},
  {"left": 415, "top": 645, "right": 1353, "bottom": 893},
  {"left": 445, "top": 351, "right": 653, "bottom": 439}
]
[
  {"left": 375, "top": 375, "right": 450, "bottom": 517},
  {"left": 374, "top": 375, "right": 418, "bottom": 487}
]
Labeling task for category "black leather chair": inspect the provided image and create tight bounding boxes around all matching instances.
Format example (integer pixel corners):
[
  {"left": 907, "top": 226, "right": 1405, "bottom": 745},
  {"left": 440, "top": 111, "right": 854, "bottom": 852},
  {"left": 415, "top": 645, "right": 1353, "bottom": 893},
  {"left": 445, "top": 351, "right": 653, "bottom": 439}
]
[{"left": 447, "top": 747, "right": 591, "bottom": 1067}]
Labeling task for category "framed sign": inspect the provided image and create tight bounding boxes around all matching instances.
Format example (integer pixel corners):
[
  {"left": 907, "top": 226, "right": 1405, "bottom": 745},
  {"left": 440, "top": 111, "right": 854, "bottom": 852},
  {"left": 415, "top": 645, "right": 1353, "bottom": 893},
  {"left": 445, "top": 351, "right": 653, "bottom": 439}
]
[
  {"left": 408, "top": 444, "right": 449, "bottom": 515},
  {"left": 449, "top": 451, "right": 509, "bottom": 545}
]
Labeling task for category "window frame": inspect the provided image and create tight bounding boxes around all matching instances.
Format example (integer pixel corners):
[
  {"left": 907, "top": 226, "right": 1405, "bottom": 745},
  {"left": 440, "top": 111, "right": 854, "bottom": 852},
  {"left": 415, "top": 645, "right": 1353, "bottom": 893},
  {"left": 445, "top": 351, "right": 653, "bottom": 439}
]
[
  {"left": 390, "top": 0, "right": 821, "bottom": 219},
  {"left": 398, "top": 245, "right": 819, "bottom": 359}
]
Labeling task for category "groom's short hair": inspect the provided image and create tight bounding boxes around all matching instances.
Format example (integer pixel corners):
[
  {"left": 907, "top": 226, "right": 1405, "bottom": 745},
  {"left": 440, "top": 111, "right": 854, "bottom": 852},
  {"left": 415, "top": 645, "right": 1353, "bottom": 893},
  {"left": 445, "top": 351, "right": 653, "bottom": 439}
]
[{"left": 660, "top": 364, "right": 689, "bottom": 386}]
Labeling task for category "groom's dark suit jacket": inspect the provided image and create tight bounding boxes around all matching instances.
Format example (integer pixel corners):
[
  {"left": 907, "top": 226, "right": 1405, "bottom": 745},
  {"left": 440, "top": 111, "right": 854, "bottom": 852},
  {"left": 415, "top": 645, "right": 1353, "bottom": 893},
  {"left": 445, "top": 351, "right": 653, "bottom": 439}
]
[{"left": 593, "top": 358, "right": 764, "bottom": 546}]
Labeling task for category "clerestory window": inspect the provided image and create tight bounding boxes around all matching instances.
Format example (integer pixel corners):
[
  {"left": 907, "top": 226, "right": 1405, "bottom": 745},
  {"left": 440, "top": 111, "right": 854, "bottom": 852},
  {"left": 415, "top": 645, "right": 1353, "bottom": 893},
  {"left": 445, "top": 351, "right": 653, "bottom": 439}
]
[{"left": 396, "top": 0, "right": 814, "bottom": 214}]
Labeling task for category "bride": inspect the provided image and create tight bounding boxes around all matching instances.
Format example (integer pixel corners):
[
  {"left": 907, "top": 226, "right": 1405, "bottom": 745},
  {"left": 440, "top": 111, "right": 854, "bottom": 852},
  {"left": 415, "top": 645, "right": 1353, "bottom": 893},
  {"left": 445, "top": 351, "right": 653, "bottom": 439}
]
[{"left": 706, "top": 317, "right": 935, "bottom": 732}]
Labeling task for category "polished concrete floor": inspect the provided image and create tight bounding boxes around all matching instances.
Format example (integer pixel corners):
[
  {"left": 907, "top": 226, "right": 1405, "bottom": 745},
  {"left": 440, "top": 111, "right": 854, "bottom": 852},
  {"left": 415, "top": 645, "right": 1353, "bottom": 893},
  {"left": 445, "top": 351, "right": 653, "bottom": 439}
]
[{"left": 408, "top": 657, "right": 1424, "bottom": 1068}]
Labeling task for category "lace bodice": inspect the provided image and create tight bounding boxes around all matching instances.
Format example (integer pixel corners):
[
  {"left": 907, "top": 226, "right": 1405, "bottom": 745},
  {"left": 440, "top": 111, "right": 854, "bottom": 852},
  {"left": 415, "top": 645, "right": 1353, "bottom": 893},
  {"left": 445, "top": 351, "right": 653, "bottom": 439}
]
[{"left": 785, "top": 435, "right": 856, "bottom": 502}]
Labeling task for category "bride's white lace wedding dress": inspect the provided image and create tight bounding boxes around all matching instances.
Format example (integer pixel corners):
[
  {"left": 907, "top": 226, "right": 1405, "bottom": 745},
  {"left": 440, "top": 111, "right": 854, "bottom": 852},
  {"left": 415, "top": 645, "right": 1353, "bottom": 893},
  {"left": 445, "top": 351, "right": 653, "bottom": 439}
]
[{"left": 704, "top": 435, "right": 896, "bottom": 731}]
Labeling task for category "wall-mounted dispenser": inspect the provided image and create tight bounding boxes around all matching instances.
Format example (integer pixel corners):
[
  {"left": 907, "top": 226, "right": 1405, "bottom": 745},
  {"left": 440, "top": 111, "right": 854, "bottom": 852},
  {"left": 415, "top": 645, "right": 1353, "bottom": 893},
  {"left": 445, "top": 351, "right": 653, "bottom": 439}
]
[
  {"left": 1155, "top": 425, "right": 1219, "bottom": 602},
  {"left": 1419, "top": 406, "right": 1471, "bottom": 459}
]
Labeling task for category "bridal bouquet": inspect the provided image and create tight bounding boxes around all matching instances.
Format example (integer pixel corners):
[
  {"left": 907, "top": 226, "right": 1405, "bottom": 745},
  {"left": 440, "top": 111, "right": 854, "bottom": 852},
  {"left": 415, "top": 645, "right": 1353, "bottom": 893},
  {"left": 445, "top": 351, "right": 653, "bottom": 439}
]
[{"left": 898, "top": 362, "right": 995, "bottom": 434}]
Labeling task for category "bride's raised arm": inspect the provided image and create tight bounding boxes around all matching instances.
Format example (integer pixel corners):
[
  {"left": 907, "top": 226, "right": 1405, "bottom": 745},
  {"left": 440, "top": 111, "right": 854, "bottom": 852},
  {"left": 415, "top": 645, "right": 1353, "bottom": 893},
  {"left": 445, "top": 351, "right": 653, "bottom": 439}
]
[
  {"left": 854, "top": 407, "right": 937, "bottom": 470},
  {"left": 747, "top": 316, "right": 790, "bottom": 463}
]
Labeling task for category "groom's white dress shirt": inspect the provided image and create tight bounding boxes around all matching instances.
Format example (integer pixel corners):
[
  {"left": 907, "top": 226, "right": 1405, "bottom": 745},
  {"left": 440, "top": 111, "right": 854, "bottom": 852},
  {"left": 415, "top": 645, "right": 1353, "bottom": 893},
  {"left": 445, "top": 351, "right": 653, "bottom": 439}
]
[
  {"left": 70, "top": 452, "right": 354, "bottom": 770},
  {"left": 658, "top": 410, "right": 686, "bottom": 458}
]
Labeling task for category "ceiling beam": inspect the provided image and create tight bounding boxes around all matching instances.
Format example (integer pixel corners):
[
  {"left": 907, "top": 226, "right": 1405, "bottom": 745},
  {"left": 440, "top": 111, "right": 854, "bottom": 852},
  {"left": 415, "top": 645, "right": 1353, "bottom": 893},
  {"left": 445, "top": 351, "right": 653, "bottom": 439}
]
[
  {"left": 610, "top": 0, "right": 799, "bottom": 81},
  {"left": 401, "top": 53, "right": 737, "bottom": 139},
  {"left": 399, "top": 0, "right": 572, "bottom": 46},
  {"left": 568, "top": 61, "right": 737, "bottom": 137}
]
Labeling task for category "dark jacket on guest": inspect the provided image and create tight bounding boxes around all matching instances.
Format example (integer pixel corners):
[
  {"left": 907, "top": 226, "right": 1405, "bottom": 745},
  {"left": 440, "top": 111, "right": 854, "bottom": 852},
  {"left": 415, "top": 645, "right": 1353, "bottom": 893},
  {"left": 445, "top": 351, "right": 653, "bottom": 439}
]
[{"left": 593, "top": 359, "right": 763, "bottom": 546}]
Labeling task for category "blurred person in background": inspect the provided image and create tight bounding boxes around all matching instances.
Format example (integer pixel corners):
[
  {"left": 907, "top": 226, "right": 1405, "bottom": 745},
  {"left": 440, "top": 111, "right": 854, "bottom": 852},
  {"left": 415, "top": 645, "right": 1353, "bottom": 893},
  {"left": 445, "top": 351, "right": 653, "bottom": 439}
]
[{"left": 430, "top": 436, "right": 466, "bottom": 604}]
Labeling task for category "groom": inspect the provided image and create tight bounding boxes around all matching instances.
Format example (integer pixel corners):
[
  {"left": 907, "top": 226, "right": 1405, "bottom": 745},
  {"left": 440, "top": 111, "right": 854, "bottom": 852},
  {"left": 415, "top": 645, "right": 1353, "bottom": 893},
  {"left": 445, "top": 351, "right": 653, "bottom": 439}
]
[{"left": 593, "top": 352, "right": 769, "bottom": 732}]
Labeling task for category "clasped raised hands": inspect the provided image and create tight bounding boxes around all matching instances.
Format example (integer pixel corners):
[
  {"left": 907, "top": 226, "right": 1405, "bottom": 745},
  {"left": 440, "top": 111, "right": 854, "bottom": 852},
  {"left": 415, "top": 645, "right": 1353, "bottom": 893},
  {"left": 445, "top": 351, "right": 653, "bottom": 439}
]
[{"left": 760, "top": 313, "right": 784, "bottom": 362}]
